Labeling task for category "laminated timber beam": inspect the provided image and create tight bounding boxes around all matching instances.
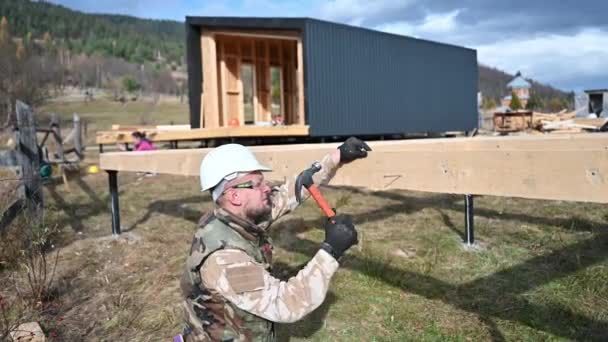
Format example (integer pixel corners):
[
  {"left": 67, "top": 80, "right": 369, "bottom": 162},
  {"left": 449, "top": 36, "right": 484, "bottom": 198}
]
[
  {"left": 100, "top": 133, "right": 608, "bottom": 203},
  {"left": 96, "top": 125, "right": 310, "bottom": 144}
]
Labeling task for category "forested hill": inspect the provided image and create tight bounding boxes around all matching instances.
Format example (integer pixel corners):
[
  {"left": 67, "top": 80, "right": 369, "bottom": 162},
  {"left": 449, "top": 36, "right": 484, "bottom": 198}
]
[
  {"left": 0, "top": 0, "right": 184, "bottom": 65},
  {"left": 1, "top": 0, "right": 571, "bottom": 107}
]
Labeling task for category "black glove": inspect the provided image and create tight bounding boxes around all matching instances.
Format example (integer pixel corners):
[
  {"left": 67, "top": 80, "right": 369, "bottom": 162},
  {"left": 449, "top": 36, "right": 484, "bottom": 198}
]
[
  {"left": 338, "top": 137, "right": 372, "bottom": 163},
  {"left": 320, "top": 214, "right": 358, "bottom": 260}
]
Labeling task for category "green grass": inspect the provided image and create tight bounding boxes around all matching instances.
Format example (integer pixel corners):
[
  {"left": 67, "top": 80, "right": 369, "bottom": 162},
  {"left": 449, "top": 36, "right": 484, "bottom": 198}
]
[{"left": 40, "top": 98, "right": 189, "bottom": 145}]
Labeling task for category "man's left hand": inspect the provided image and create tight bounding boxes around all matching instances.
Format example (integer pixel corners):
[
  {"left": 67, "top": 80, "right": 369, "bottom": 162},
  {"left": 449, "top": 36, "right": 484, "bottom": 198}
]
[{"left": 338, "top": 137, "right": 372, "bottom": 163}]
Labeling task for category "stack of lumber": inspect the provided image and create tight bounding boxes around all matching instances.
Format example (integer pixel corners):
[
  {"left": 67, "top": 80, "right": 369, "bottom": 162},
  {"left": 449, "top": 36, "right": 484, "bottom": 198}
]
[{"left": 532, "top": 111, "right": 607, "bottom": 133}]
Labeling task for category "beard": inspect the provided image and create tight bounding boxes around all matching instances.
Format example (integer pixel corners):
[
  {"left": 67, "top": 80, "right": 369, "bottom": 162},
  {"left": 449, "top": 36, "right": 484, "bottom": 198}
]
[{"left": 247, "top": 204, "right": 272, "bottom": 224}]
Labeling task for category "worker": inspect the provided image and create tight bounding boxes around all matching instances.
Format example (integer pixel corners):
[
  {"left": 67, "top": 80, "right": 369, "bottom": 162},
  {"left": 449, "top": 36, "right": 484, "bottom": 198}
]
[
  {"left": 117, "top": 131, "right": 156, "bottom": 152},
  {"left": 179, "top": 137, "right": 371, "bottom": 341}
]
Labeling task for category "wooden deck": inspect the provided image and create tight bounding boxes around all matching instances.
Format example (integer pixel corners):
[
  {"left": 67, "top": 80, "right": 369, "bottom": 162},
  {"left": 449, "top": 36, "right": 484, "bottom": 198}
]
[{"left": 96, "top": 125, "right": 310, "bottom": 144}]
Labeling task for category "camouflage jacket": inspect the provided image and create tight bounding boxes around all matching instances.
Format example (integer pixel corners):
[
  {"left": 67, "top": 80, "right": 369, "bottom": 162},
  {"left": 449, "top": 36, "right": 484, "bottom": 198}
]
[{"left": 181, "top": 153, "right": 340, "bottom": 341}]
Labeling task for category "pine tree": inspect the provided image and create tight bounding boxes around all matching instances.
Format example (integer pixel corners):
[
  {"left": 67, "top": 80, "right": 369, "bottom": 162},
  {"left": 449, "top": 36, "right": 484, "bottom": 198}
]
[
  {"left": 510, "top": 91, "right": 522, "bottom": 110},
  {"left": 526, "top": 93, "right": 539, "bottom": 110}
]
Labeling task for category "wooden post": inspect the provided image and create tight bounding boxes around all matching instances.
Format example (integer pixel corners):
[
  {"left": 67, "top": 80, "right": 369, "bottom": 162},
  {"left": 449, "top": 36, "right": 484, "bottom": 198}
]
[
  {"left": 73, "top": 113, "right": 83, "bottom": 160},
  {"left": 201, "top": 33, "right": 219, "bottom": 128},
  {"left": 51, "top": 113, "right": 64, "bottom": 163},
  {"left": 296, "top": 39, "right": 305, "bottom": 125},
  {"left": 15, "top": 101, "right": 43, "bottom": 224}
]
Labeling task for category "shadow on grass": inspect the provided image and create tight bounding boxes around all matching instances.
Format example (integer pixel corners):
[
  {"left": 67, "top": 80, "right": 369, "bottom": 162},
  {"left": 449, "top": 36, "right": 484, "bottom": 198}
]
[
  {"left": 354, "top": 188, "right": 604, "bottom": 234},
  {"left": 124, "top": 187, "right": 607, "bottom": 340},
  {"left": 275, "top": 222, "right": 608, "bottom": 341},
  {"left": 123, "top": 195, "right": 210, "bottom": 232},
  {"left": 45, "top": 176, "right": 126, "bottom": 236}
]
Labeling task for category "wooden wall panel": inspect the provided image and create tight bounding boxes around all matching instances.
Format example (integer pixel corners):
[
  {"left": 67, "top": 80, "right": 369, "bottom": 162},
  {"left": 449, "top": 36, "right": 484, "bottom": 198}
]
[
  {"left": 201, "top": 33, "right": 219, "bottom": 128},
  {"left": 210, "top": 33, "right": 302, "bottom": 126}
]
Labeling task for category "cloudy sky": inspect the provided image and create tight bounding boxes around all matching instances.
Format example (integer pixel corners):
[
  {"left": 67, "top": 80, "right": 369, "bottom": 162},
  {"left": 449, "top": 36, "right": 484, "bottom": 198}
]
[{"left": 49, "top": 0, "right": 607, "bottom": 92}]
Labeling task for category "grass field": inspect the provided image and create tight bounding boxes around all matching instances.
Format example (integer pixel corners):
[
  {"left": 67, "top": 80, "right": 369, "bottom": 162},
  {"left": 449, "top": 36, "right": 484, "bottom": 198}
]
[
  {"left": 41, "top": 98, "right": 189, "bottom": 146},
  {"left": 1, "top": 100, "right": 607, "bottom": 341}
]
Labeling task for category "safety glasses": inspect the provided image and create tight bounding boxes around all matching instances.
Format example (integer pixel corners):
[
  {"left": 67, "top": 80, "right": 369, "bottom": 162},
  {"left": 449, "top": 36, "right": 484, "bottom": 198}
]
[{"left": 222, "top": 180, "right": 265, "bottom": 194}]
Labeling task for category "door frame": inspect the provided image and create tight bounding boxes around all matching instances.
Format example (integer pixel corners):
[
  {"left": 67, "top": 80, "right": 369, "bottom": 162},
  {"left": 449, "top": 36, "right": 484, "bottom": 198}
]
[{"left": 240, "top": 62, "right": 258, "bottom": 124}]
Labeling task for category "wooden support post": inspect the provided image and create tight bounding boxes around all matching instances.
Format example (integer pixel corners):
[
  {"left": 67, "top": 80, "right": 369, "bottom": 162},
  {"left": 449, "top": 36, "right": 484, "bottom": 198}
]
[
  {"left": 220, "top": 41, "right": 227, "bottom": 127},
  {"left": 51, "top": 113, "right": 64, "bottom": 163},
  {"left": 201, "top": 33, "right": 219, "bottom": 128},
  {"left": 15, "top": 101, "right": 42, "bottom": 224},
  {"left": 73, "top": 113, "right": 83, "bottom": 160},
  {"left": 296, "top": 39, "right": 305, "bottom": 125},
  {"left": 107, "top": 170, "right": 121, "bottom": 235},
  {"left": 265, "top": 40, "right": 270, "bottom": 122}
]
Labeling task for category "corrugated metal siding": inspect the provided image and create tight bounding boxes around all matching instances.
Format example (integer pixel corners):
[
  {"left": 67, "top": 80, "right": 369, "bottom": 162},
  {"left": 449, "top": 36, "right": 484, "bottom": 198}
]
[
  {"left": 304, "top": 19, "right": 477, "bottom": 137},
  {"left": 186, "top": 21, "right": 202, "bottom": 128}
]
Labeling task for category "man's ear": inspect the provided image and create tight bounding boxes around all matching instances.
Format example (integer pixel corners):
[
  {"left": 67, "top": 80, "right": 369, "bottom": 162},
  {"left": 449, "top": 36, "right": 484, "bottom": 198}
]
[{"left": 225, "top": 190, "right": 242, "bottom": 206}]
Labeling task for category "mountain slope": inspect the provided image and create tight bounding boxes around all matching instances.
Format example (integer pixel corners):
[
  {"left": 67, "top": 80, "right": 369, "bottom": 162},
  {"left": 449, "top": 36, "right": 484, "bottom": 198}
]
[{"left": 0, "top": 0, "right": 184, "bottom": 65}]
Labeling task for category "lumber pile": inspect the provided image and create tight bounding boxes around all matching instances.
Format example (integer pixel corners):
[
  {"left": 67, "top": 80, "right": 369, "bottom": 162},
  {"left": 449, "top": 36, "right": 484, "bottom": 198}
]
[{"left": 532, "top": 111, "right": 607, "bottom": 133}]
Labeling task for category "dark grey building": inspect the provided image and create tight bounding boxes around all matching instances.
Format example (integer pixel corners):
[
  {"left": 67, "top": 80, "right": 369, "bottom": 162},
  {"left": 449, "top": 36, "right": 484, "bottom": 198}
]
[{"left": 186, "top": 17, "right": 478, "bottom": 137}]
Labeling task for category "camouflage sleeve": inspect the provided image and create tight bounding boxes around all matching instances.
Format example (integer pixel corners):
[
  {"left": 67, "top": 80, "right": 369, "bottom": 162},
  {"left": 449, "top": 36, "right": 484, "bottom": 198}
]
[
  {"left": 262, "top": 153, "right": 339, "bottom": 227},
  {"left": 200, "top": 248, "right": 339, "bottom": 323}
]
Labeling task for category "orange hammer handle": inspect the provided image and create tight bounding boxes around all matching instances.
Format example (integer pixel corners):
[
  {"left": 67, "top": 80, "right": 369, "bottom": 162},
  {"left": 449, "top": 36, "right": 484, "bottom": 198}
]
[{"left": 307, "top": 185, "right": 336, "bottom": 218}]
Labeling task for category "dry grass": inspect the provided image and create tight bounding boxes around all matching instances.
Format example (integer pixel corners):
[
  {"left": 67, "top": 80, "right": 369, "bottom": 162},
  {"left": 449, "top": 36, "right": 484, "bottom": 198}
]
[
  {"left": 1, "top": 100, "right": 606, "bottom": 340},
  {"left": 0, "top": 169, "right": 603, "bottom": 341},
  {"left": 40, "top": 99, "right": 189, "bottom": 146}
]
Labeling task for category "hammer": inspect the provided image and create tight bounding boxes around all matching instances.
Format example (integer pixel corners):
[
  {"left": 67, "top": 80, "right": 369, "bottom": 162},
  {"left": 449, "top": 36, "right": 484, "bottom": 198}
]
[{"left": 295, "top": 162, "right": 336, "bottom": 219}]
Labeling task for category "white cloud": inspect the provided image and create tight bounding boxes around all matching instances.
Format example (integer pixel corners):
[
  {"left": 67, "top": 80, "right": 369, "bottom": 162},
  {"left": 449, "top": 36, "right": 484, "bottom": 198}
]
[
  {"left": 374, "top": 9, "right": 461, "bottom": 39},
  {"left": 318, "top": 0, "right": 415, "bottom": 25},
  {"left": 418, "top": 9, "right": 460, "bottom": 34},
  {"left": 375, "top": 21, "right": 417, "bottom": 37},
  {"left": 476, "top": 28, "right": 608, "bottom": 90}
]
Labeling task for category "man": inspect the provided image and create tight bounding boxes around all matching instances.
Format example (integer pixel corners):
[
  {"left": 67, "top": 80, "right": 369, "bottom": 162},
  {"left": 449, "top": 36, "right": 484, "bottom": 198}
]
[{"left": 180, "top": 138, "right": 371, "bottom": 341}]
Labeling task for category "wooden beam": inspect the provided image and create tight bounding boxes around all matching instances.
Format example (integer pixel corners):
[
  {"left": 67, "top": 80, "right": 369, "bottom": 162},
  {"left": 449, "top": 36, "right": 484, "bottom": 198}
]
[
  {"left": 237, "top": 39, "right": 244, "bottom": 126},
  {"left": 220, "top": 41, "right": 228, "bottom": 127},
  {"left": 212, "top": 31, "right": 300, "bottom": 41},
  {"left": 278, "top": 41, "right": 284, "bottom": 120},
  {"left": 201, "top": 33, "right": 219, "bottom": 128},
  {"left": 264, "top": 40, "right": 270, "bottom": 122},
  {"left": 296, "top": 38, "right": 305, "bottom": 125},
  {"left": 100, "top": 133, "right": 608, "bottom": 203},
  {"left": 96, "top": 125, "right": 310, "bottom": 144}
]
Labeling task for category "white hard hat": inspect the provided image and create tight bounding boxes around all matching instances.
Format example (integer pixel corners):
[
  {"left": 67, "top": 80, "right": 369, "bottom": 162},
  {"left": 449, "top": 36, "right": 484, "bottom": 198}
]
[{"left": 200, "top": 144, "right": 271, "bottom": 191}]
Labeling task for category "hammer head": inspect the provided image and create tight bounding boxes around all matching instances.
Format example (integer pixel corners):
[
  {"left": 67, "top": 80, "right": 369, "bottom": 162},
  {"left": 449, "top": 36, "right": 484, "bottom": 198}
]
[{"left": 295, "top": 162, "right": 322, "bottom": 204}]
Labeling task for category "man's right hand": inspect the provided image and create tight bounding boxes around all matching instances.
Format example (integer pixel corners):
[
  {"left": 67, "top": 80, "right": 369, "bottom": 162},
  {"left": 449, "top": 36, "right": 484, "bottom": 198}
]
[{"left": 320, "top": 214, "right": 358, "bottom": 260}]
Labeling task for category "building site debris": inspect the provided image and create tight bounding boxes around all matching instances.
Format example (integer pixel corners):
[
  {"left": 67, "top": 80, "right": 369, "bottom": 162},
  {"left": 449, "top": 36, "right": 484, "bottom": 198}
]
[{"left": 494, "top": 109, "right": 607, "bottom": 133}]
